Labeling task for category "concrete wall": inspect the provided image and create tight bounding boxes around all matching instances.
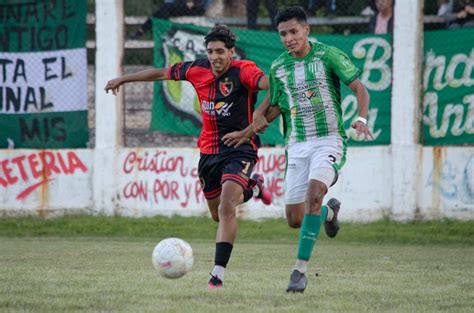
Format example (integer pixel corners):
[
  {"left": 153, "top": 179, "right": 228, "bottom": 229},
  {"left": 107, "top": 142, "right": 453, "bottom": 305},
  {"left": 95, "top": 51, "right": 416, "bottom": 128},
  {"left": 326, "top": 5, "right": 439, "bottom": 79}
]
[{"left": 1, "top": 147, "right": 472, "bottom": 221}]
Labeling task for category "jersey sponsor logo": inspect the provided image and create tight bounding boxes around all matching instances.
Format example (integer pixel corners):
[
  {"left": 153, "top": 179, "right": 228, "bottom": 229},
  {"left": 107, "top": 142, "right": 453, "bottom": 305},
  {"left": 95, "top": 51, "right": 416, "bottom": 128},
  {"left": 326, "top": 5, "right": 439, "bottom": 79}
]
[
  {"left": 305, "top": 90, "right": 317, "bottom": 100},
  {"left": 219, "top": 78, "right": 233, "bottom": 97},
  {"left": 201, "top": 100, "right": 233, "bottom": 116}
]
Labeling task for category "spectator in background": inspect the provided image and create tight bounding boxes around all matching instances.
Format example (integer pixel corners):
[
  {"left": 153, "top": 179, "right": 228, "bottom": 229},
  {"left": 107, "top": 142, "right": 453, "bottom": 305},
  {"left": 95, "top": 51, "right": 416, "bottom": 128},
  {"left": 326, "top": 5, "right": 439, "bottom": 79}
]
[
  {"left": 307, "top": 0, "right": 337, "bottom": 16},
  {"left": 437, "top": 0, "right": 453, "bottom": 16},
  {"left": 437, "top": 0, "right": 453, "bottom": 28},
  {"left": 361, "top": 0, "right": 377, "bottom": 16},
  {"left": 449, "top": 0, "right": 474, "bottom": 28},
  {"left": 368, "top": 0, "right": 394, "bottom": 34},
  {"left": 130, "top": 0, "right": 205, "bottom": 39},
  {"left": 247, "top": 0, "right": 278, "bottom": 30}
]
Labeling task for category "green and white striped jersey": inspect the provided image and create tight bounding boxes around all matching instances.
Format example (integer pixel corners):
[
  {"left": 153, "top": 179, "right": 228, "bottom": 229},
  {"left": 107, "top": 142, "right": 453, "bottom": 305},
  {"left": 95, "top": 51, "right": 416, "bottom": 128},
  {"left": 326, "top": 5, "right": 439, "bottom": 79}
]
[{"left": 269, "top": 41, "right": 361, "bottom": 146}]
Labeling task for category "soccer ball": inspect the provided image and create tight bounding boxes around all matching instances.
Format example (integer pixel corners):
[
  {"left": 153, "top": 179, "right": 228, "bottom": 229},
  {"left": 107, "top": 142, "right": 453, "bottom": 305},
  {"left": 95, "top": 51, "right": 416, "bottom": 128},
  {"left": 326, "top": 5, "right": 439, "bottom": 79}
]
[{"left": 152, "top": 238, "right": 193, "bottom": 279}]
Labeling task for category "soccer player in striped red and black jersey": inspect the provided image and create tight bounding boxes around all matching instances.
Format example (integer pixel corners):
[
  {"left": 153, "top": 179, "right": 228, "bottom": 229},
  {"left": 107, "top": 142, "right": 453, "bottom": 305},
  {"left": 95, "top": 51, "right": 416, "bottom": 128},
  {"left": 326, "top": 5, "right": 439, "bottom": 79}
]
[{"left": 105, "top": 24, "right": 272, "bottom": 289}]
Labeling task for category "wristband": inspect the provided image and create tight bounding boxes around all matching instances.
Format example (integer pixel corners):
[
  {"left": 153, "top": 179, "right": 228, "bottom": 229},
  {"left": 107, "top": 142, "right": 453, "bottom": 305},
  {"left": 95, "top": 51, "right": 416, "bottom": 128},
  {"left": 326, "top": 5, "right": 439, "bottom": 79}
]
[{"left": 356, "top": 116, "right": 367, "bottom": 125}]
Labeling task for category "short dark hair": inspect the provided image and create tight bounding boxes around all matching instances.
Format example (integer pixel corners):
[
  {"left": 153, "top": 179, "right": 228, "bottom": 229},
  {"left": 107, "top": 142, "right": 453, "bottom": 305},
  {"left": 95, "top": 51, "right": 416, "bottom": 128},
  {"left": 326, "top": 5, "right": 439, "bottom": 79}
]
[
  {"left": 204, "top": 24, "right": 236, "bottom": 48},
  {"left": 275, "top": 6, "right": 308, "bottom": 26}
]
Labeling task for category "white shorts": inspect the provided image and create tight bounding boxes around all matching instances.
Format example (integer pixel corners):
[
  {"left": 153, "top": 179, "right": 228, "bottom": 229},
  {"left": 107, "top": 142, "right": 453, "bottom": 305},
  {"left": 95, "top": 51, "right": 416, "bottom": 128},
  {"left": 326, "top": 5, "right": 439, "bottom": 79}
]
[{"left": 284, "top": 136, "right": 346, "bottom": 205}]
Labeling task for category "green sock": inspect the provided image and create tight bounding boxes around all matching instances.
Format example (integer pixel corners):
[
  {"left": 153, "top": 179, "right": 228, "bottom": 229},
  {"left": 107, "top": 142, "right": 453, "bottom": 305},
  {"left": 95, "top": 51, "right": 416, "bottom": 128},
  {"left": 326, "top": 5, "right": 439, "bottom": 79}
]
[
  {"left": 321, "top": 205, "right": 328, "bottom": 222},
  {"left": 297, "top": 213, "right": 322, "bottom": 261}
]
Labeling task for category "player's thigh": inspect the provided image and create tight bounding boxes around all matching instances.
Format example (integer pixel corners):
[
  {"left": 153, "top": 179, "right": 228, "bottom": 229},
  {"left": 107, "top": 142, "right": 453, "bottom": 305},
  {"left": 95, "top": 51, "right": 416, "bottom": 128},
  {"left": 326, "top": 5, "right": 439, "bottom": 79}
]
[
  {"left": 308, "top": 137, "right": 344, "bottom": 190},
  {"left": 285, "top": 144, "right": 311, "bottom": 205},
  {"left": 198, "top": 154, "right": 223, "bottom": 200}
]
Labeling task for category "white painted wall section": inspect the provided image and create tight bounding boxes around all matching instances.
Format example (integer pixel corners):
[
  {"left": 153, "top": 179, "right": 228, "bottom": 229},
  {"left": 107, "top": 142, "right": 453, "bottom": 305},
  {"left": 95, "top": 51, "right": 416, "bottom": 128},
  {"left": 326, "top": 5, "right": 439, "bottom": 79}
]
[
  {"left": 93, "top": 0, "right": 124, "bottom": 215},
  {"left": 391, "top": 0, "right": 424, "bottom": 221},
  {"left": 1, "top": 147, "right": 472, "bottom": 220},
  {"left": 0, "top": 150, "right": 93, "bottom": 217}
]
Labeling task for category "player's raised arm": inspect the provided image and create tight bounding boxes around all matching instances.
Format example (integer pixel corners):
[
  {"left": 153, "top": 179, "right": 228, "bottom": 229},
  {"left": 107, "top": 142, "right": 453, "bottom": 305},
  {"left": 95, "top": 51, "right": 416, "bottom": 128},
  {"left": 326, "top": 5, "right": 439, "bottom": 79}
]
[
  {"left": 348, "top": 79, "right": 373, "bottom": 140},
  {"left": 104, "top": 68, "right": 168, "bottom": 95}
]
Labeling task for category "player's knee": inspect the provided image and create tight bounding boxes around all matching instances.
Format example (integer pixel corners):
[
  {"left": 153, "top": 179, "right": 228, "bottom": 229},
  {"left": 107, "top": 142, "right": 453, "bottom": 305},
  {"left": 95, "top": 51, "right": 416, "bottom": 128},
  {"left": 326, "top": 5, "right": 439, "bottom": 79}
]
[
  {"left": 218, "top": 199, "right": 237, "bottom": 219},
  {"left": 305, "top": 190, "right": 325, "bottom": 214}
]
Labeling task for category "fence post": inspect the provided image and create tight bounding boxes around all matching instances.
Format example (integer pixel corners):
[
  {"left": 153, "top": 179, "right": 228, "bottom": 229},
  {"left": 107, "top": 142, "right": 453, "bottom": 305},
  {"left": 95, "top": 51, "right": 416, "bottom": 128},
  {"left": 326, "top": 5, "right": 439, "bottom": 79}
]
[
  {"left": 93, "top": 0, "right": 124, "bottom": 215},
  {"left": 391, "top": 0, "right": 424, "bottom": 221}
]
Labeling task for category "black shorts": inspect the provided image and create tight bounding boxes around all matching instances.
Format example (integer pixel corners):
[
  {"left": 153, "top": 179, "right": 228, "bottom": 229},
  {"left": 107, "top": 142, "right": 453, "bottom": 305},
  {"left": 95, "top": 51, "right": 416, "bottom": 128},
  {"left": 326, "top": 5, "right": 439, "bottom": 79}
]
[{"left": 198, "top": 150, "right": 257, "bottom": 200}]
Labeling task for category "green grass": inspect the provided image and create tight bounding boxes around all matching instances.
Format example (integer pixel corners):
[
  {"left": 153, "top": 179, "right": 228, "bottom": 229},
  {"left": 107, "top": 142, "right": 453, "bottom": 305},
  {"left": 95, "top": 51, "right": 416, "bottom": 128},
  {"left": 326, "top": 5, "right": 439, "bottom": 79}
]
[
  {"left": 1, "top": 215, "right": 473, "bottom": 245},
  {"left": 1, "top": 216, "right": 473, "bottom": 312}
]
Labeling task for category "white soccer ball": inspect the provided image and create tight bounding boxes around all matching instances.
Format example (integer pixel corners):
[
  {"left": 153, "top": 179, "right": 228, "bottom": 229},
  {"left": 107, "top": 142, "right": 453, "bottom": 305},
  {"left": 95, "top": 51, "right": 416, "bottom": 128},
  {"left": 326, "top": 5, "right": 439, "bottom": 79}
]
[{"left": 152, "top": 238, "right": 194, "bottom": 279}]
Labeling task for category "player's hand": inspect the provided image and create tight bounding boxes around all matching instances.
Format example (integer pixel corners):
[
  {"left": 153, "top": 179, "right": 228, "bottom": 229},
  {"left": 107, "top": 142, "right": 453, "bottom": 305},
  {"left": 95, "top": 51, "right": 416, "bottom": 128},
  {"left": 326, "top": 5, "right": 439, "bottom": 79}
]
[
  {"left": 104, "top": 78, "right": 123, "bottom": 95},
  {"left": 351, "top": 121, "right": 374, "bottom": 141},
  {"left": 222, "top": 130, "right": 250, "bottom": 148},
  {"left": 252, "top": 114, "right": 269, "bottom": 133}
]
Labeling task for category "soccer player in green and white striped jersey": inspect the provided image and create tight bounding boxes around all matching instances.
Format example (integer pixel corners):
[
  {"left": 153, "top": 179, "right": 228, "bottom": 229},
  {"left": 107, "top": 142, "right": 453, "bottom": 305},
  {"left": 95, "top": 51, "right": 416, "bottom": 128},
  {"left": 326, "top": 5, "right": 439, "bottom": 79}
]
[{"left": 252, "top": 6, "right": 374, "bottom": 293}]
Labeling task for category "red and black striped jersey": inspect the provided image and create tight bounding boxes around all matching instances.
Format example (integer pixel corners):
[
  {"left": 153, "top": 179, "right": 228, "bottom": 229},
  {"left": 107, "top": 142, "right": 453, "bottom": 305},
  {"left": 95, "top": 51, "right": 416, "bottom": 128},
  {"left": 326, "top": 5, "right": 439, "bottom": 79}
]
[{"left": 166, "top": 59, "right": 264, "bottom": 155}]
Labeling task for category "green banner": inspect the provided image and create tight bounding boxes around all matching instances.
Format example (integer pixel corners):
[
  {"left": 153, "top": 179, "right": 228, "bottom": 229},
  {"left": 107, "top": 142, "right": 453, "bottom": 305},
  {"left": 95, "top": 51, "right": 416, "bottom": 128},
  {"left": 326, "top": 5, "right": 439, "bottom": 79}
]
[
  {"left": 422, "top": 28, "right": 474, "bottom": 146},
  {"left": 0, "top": 111, "right": 89, "bottom": 148},
  {"left": 0, "top": 0, "right": 88, "bottom": 149},
  {"left": 151, "top": 19, "right": 392, "bottom": 146},
  {"left": 0, "top": 0, "right": 86, "bottom": 52}
]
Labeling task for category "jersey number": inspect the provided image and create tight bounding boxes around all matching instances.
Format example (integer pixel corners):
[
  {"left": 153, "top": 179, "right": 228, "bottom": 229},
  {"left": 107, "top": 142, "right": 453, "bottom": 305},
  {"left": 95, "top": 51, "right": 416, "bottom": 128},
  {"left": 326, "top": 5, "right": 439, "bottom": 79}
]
[{"left": 241, "top": 161, "right": 251, "bottom": 175}]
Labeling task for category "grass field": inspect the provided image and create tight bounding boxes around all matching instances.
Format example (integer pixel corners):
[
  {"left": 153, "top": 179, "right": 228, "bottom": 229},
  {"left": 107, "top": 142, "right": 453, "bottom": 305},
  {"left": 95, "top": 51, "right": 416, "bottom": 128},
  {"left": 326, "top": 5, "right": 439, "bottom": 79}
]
[{"left": 1, "top": 216, "right": 473, "bottom": 312}]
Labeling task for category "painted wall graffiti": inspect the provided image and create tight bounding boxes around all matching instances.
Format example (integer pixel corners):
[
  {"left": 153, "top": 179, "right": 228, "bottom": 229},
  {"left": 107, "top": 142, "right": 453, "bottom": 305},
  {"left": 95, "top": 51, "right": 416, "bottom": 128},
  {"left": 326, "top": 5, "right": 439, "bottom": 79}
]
[
  {"left": 120, "top": 149, "right": 203, "bottom": 210},
  {"left": 253, "top": 152, "right": 286, "bottom": 198},
  {"left": 426, "top": 151, "right": 474, "bottom": 210},
  {"left": 0, "top": 150, "right": 88, "bottom": 200},
  {"left": 119, "top": 149, "right": 287, "bottom": 213}
]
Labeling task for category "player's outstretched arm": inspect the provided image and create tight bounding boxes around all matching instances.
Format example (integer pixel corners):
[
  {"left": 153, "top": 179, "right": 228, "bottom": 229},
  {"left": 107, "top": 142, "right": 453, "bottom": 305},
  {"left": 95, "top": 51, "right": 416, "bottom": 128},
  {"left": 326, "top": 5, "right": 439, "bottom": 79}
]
[
  {"left": 348, "top": 79, "right": 374, "bottom": 141},
  {"left": 104, "top": 68, "right": 168, "bottom": 95}
]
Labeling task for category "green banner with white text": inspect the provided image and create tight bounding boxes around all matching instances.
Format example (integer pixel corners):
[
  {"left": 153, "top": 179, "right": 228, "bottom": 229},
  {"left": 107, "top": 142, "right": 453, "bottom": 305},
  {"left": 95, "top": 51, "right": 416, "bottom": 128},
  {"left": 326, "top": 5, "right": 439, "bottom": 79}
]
[
  {"left": 151, "top": 19, "right": 392, "bottom": 146},
  {"left": 0, "top": 0, "right": 89, "bottom": 149},
  {"left": 422, "top": 28, "right": 474, "bottom": 146}
]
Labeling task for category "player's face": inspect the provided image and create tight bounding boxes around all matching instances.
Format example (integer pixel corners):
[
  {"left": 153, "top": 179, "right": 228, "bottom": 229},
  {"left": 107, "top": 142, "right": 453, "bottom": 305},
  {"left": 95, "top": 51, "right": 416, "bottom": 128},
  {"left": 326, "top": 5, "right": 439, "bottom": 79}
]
[
  {"left": 277, "top": 18, "right": 310, "bottom": 57},
  {"left": 206, "top": 41, "right": 234, "bottom": 75}
]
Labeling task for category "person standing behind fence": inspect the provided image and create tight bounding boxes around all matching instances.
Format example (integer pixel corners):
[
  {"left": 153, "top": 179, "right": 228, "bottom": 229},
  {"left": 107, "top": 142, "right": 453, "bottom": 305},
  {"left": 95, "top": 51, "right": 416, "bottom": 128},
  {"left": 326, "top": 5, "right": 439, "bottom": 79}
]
[
  {"left": 449, "top": 0, "right": 474, "bottom": 28},
  {"left": 247, "top": 0, "right": 278, "bottom": 30},
  {"left": 251, "top": 6, "right": 373, "bottom": 293},
  {"left": 130, "top": 0, "right": 205, "bottom": 39},
  {"left": 368, "top": 0, "right": 394, "bottom": 34},
  {"left": 307, "top": 0, "right": 337, "bottom": 16},
  {"left": 105, "top": 25, "right": 273, "bottom": 289}
]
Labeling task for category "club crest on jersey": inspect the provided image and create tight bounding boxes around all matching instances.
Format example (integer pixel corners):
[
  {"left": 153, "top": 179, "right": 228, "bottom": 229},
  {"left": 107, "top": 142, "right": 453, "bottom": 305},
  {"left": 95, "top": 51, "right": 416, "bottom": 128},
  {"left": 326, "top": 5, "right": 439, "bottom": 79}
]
[{"left": 219, "top": 79, "right": 233, "bottom": 97}]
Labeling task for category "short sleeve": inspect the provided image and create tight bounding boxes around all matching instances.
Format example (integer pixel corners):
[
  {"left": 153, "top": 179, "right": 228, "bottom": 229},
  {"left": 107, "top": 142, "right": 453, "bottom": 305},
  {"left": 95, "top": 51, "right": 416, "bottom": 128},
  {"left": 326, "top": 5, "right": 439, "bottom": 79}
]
[
  {"left": 239, "top": 61, "right": 264, "bottom": 91},
  {"left": 166, "top": 61, "right": 194, "bottom": 81},
  {"left": 269, "top": 68, "right": 286, "bottom": 109},
  {"left": 327, "top": 47, "right": 362, "bottom": 86}
]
